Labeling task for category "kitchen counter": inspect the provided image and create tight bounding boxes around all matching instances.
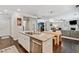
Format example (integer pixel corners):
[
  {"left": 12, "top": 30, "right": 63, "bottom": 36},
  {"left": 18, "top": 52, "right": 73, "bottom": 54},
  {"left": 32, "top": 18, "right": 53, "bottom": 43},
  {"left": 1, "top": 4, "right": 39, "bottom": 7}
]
[
  {"left": 18, "top": 31, "right": 53, "bottom": 53},
  {"left": 18, "top": 31, "right": 61, "bottom": 53},
  {"left": 19, "top": 31, "right": 53, "bottom": 42},
  {"left": 62, "top": 30, "right": 79, "bottom": 38}
]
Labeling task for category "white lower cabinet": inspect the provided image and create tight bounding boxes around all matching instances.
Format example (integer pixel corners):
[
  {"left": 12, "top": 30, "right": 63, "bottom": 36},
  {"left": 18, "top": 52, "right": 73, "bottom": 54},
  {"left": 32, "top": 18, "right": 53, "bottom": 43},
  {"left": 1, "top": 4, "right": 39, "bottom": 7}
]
[
  {"left": 43, "top": 38, "right": 53, "bottom": 53},
  {"left": 18, "top": 33, "right": 30, "bottom": 52}
]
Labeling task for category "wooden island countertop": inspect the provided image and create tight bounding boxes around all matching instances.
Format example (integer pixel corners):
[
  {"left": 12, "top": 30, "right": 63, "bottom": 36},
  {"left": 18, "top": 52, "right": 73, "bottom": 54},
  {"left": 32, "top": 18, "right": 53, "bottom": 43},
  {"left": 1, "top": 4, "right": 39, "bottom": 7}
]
[
  {"left": 18, "top": 31, "right": 62, "bottom": 53},
  {"left": 19, "top": 31, "right": 53, "bottom": 42}
]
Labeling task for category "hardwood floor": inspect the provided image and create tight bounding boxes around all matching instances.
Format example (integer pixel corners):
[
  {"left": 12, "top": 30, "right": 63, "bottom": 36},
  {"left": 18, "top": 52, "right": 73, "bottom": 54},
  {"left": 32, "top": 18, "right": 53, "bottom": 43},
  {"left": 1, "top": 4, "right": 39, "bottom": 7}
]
[
  {"left": 0, "top": 37, "right": 28, "bottom": 53},
  {"left": 2, "top": 36, "right": 79, "bottom": 53},
  {"left": 54, "top": 38, "right": 79, "bottom": 53}
]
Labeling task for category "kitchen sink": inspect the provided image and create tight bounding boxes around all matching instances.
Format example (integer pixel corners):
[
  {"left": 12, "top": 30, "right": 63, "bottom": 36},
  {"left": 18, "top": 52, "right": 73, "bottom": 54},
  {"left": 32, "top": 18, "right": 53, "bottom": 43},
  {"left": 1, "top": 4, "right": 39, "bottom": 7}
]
[
  {"left": 25, "top": 31, "right": 42, "bottom": 35},
  {"left": 25, "top": 32, "right": 39, "bottom": 35}
]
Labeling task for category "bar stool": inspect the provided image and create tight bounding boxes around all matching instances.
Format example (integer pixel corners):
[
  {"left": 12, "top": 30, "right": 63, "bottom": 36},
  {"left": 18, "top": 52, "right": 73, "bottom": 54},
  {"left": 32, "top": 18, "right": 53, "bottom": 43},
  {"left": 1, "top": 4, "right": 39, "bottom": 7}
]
[
  {"left": 53, "top": 35, "right": 62, "bottom": 53},
  {"left": 53, "top": 36, "right": 58, "bottom": 53}
]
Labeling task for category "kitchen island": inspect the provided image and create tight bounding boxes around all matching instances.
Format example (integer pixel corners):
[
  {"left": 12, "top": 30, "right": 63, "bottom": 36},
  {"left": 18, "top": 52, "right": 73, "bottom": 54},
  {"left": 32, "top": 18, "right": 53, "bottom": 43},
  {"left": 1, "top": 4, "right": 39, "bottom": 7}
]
[{"left": 18, "top": 31, "right": 53, "bottom": 53}]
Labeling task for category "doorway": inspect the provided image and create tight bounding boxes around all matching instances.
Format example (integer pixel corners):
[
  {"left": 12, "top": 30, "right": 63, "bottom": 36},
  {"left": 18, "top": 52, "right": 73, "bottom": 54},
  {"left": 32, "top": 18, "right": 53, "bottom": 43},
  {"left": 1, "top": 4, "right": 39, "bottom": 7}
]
[{"left": 38, "top": 22, "right": 44, "bottom": 32}]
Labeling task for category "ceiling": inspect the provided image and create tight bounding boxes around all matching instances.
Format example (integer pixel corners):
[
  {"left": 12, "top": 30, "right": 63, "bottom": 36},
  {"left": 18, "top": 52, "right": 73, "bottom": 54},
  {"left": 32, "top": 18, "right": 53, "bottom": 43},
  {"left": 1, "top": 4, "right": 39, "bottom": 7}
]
[{"left": 0, "top": 5, "right": 77, "bottom": 19}]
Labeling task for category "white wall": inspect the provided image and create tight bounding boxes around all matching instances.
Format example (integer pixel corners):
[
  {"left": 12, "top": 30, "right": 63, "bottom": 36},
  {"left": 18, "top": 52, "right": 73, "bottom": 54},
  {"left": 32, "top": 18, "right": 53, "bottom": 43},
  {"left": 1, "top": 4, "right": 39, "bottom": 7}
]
[
  {"left": 11, "top": 12, "right": 23, "bottom": 40},
  {"left": 0, "top": 15, "right": 11, "bottom": 36},
  {"left": 11, "top": 12, "right": 37, "bottom": 40}
]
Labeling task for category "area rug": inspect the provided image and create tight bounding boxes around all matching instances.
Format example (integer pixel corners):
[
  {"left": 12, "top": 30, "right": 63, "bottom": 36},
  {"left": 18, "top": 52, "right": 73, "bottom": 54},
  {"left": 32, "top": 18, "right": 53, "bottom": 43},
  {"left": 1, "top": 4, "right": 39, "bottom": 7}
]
[{"left": 0, "top": 45, "right": 19, "bottom": 53}]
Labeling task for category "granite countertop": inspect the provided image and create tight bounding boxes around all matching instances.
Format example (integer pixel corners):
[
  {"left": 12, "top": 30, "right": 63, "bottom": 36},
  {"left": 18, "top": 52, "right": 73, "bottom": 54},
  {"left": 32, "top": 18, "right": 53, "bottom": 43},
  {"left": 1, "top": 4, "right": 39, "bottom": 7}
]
[{"left": 19, "top": 31, "right": 53, "bottom": 42}]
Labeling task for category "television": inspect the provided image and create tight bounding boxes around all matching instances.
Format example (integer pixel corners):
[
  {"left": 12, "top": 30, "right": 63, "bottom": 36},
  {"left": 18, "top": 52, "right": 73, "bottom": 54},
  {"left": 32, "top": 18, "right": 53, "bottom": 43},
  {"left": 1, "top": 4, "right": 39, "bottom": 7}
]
[
  {"left": 71, "top": 28, "right": 76, "bottom": 30},
  {"left": 69, "top": 20, "right": 77, "bottom": 25}
]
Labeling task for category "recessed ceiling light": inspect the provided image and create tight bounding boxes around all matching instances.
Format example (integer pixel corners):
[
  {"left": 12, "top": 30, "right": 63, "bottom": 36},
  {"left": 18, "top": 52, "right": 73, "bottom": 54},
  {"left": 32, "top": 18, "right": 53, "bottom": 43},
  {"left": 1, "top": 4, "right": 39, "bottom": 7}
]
[
  {"left": 17, "top": 9, "right": 21, "bottom": 12},
  {"left": 0, "top": 12, "right": 3, "bottom": 15},
  {"left": 3, "top": 9, "right": 8, "bottom": 13}
]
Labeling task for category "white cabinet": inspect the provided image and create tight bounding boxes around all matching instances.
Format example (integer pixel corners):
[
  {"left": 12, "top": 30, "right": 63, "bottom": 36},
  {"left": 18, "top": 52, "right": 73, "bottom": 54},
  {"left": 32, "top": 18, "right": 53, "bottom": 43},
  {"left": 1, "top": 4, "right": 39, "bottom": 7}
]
[
  {"left": 18, "top": 33, "right": 30, "bottom": 52},
  {"left": 43, "top": 38, "right": 53, "bottom": 53}
]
